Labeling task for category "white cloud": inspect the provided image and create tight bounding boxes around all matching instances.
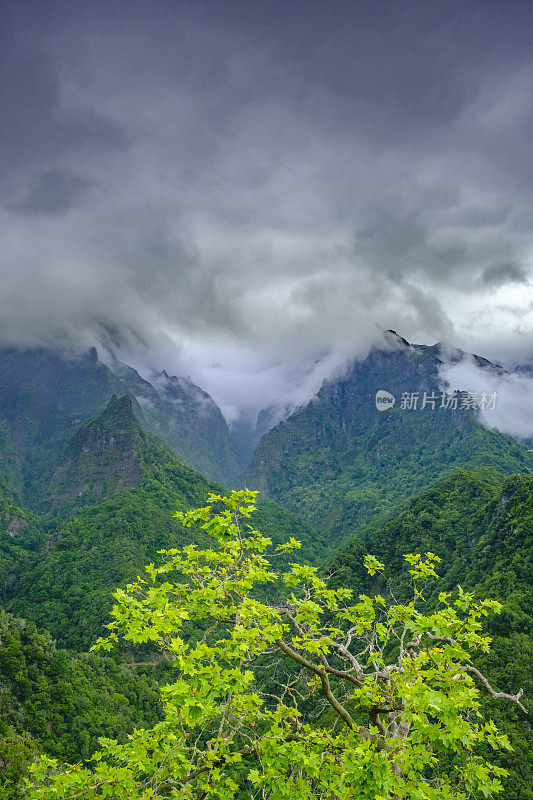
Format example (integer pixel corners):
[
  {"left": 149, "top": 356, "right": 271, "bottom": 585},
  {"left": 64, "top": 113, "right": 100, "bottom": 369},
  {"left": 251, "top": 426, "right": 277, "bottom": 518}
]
[{"left": 440, "top": 358, "right": 533, "bottom": 440}]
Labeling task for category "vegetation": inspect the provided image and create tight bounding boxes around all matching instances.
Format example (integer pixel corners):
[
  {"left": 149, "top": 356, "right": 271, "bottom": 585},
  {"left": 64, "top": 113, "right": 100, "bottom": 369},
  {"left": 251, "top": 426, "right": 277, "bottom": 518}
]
[
  {"left": 27, "top": 491, "right": 526, "bottom": 799},
  {"left": 247, "top": 346, "right": 531, "bottom": 540},
  {"left": 0, "top": 612, "right": 162, "bottom": 800},
  {"left": 328, "top": 468, "right": 533, "bottom": 798},
  {"left": 7, "top": 405, "right": 327, "bottom": 649},
  {"left": 0, "top": 491, "right": 46, "bottom": 607},
  {"left": 0, "top": 346, "right": 531, "bottom": 798}
]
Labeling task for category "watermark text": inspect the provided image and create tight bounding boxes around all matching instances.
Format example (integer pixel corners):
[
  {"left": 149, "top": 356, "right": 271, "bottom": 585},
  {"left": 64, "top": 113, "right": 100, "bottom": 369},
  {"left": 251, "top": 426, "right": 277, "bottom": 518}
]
[{"left": 375, "top": 389, "right": 498, "bottom": 411}]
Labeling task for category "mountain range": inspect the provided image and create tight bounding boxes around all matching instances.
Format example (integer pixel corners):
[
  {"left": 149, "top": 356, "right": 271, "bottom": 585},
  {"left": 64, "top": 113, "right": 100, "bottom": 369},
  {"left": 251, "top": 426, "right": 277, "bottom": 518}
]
[
  {"left": 1, "top": 331, "right": 530, "bottom": 506},
  {"left": 0, "top": 332, "right": 531, "bottom": 798},
  {"left": 247, "top": 331, "right": 531, "bottom": 539},
  {"left": 0, "top": 345, "right": 242, "bottom": 502}
]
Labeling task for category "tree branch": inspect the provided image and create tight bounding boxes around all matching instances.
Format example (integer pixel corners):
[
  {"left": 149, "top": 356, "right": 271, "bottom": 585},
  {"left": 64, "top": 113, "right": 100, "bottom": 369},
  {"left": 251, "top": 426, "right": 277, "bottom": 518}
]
[
  {"left": 275, "top": 639, "right": 356, "bottom": 729},
  {"left": 459, "top": 666, "right": 527, "bottom": 713}
]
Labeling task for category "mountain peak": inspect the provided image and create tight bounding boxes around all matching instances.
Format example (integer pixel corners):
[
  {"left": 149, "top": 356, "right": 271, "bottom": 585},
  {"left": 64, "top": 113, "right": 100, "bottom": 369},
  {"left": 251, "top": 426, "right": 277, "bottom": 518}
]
[
  {"left": 383, "top": 330, "right": 411, "bottom": 349},
  {"left": 105, "top": 392, "right": 133, "bottom": 413},
  {"left": 247, "top": 335, "right": 531, "bottom": 539},
  {"left": 86, "top": 346, "right": 99, "bottom": 363},
  {"left": 45, "top": 395, "right": 145, "bottom": 513}
]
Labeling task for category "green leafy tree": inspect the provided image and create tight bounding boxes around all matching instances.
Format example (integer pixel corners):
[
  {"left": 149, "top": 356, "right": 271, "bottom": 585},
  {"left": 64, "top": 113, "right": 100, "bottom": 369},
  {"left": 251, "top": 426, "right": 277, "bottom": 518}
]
[{"left": 27, "top": 491, "right": 526, "bottom": 799}]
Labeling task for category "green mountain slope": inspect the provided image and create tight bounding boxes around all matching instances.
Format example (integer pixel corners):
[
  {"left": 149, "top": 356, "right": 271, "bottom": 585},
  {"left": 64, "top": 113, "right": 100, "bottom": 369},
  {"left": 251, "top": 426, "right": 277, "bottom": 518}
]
[
  {"left": 327, "top": 469, "right": 533, "bottom": 800},
  {"left": 7, "top": 398, "right": 326, "bottom": 649},
  {"left": 0, "top": 491, "right": 46, "bottom": 607},
  {"left": 247, "top": 334, "right": 531, "bottom": 540},
  {"left": 0, "top": 346, "right": 242, "bottom": 499},
  {"left": 43, "top": 395, "right": 146, "bottom": 514},
  {"left": 0, "top": 347, "right": 114, "bottom": 501},
  {"left": 0, "top": 612, "right": 161, "bottom": 799},
  {"left": 111, "top": 361, "right": 243, "bottom": 485},
  {"left": 0, "top": 423, "right": 22, "bottom": 500}
]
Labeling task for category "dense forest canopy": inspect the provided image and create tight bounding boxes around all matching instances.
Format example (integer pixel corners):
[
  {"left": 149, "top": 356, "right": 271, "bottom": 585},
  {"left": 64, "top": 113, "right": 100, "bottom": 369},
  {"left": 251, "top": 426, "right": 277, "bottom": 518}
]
[
  {"left": 25, "top": 491, "right": 528, "bottom": 800},
  {"left": 0, "top": 348, "right": 530, "bottom": 798}
]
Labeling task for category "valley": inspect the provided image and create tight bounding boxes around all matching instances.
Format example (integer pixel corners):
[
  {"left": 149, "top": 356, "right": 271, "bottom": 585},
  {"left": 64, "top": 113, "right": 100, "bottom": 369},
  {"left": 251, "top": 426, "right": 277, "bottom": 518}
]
[{"left": 0, "top": 336, "right": 531, "bottom": 798}]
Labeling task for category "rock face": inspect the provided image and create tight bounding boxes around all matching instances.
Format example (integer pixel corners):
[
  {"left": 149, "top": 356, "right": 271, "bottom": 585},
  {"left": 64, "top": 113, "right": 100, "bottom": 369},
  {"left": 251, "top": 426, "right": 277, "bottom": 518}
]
[
  {"left": 4, "top": 514, "right": 29, "bottom": 537},
  {"left": 0, "top": 346, "right": 243, "bottom": 501},
  {"left": 246, "top": 334, "right": 531, "bottom": 540},
  {"left": 45, "top": 395, "right": 145, "bottom": 512},
  {"left": 113, "top": 362, "right": 243, "bottom": 486},
  {"left": 0, "top": 347, "right": 116, "bottom": 500}
]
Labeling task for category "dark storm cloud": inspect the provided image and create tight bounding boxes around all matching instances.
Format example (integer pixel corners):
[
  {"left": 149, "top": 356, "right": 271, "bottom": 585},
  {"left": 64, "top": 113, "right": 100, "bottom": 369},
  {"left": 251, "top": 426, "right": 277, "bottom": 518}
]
[
  {"left": 481, "top": 262, "right": 529, "bottom": 288},
  {"left": 0, "top": 0, "right": 532, "bottom": 414},
  {"left": 10, "top": 168, "right": 98, "bottom": 215},
  {"left": 0, "top": 10, "right": 129, "bottom": 180}
]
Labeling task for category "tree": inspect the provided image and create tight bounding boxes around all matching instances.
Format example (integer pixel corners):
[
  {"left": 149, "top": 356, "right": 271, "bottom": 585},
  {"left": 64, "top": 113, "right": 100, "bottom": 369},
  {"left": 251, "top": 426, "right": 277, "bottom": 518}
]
[{"left": 27, "top": 490, "right": 526, "bottom": 799}]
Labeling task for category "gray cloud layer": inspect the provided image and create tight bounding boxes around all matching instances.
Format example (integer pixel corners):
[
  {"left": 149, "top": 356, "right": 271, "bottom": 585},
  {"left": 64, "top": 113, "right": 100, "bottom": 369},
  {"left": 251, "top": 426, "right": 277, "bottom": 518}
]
[{"left": 0, "top": 0, "right": 532, "bottom": 416}]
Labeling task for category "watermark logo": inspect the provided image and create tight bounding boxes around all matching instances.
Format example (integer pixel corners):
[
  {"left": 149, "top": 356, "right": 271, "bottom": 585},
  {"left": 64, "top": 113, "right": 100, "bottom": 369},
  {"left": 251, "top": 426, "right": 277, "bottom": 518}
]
[{"left": 375, "top": 390, "right": 396, "bottom": 411}]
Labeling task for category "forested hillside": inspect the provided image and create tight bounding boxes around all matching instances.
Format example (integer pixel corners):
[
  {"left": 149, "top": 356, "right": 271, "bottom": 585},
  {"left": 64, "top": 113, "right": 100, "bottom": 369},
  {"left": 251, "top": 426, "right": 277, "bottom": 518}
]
[
  {"left": 0, "top": 342, "right": 531, "bottom": 798},
  {"left": 0, "top": 491, "right": 45, "bottom": 608},
  {"left": 0, "top": 612, "right": 162, "bottom": 799},
  {"left": 328, "top": 468, "right": 533, "bottom": 799},
  {"left": 1, "top": 463, "right": 531, "bottom": 796},
  {"left": 0, "top": 346, "right": 242, "bottom": 493},
  {"left": 3, "top": 395, "right": 326, "bottom": 649},
  {"left": 17, "top": 484, "right": 532, "bottom": 800},
  {"left": 248, "top": 335, "right": 531, "bottom": 540}
]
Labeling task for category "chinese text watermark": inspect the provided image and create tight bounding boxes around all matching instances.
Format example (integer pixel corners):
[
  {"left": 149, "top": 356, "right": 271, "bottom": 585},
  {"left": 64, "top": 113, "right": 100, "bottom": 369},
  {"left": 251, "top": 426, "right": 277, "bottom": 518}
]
[{"left": 375, "top": 390, "right": 498, "bottom": 412}]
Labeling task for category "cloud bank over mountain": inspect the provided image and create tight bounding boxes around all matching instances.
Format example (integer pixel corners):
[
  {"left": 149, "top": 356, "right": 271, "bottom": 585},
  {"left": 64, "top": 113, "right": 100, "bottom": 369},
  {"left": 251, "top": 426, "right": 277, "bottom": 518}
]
[
  {"left": 1, "top": 0, "right": 532, "bottom": 415},
  {"left": 440, "top": 359, "right": 533, "bottom": 440}
]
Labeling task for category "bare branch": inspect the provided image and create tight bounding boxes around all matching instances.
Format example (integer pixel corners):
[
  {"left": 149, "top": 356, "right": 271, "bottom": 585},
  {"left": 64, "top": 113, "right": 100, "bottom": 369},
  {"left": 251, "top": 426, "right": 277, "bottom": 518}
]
[{"left": 460, "top": 666, "right": 527, "bottom": 713}]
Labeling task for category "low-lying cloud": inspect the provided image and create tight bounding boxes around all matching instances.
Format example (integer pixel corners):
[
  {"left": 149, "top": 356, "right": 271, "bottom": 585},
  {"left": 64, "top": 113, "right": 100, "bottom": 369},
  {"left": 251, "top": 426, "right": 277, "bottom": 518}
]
[
  {"left": 0, "top": 1, "right": 531, "bottom": 418},
  {"left": 440, "top": 358, "right": 533, "bottom": 440}
]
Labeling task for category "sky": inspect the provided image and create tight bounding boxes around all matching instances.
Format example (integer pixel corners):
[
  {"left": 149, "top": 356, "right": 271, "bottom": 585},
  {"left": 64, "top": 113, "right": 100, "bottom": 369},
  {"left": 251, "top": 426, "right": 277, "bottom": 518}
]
[{"left": 1, "top": 0, "right": 532, "bottom": 421}]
